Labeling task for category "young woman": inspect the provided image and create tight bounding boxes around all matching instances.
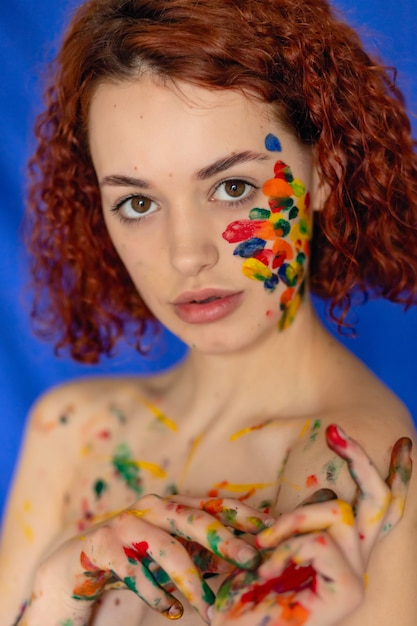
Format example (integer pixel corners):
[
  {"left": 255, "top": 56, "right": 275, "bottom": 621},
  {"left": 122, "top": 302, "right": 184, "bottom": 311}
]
[{"left": 1, "top": 0, "right": 416, "bottom": 624}]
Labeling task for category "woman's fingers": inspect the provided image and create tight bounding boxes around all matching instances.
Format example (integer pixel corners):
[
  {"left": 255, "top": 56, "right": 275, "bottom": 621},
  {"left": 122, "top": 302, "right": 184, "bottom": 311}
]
[
  {"left": 85, "top": 513, "right": 215, "bottom": 622},
  {"left": 379, "top": 437, "right": 412, "bottom": 538},
  {"left": 126, "top": 494, "right": 261, "bottom": 569},
  {"left": 325, "top": 424, "right": 393, "bottom": 562},
  {"left": 214, "top": 532, "right": 364, "bottom": 626},
  {"left": 256, "top": 498, "right": 363, "bottom": 578},
  {"left": 168, "top": 494, "right": 275, "bottom": 533}
]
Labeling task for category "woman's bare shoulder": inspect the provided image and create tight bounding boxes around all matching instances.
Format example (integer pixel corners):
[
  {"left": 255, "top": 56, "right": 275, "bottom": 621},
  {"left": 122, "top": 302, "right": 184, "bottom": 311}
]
[{"left": 29, "top": 367, "right": 181, "bottom": 426}]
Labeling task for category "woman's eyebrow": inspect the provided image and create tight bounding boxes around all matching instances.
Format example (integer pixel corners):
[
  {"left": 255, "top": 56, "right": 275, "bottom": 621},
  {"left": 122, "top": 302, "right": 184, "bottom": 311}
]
[
  {"left": 99, "top": 174, "right": 152, "bottom": 189},
  {"left": 195, "top": 151, "right": 270, "bottom": 180},
  {"left": 99, "top": 151, "right": 270, "bottom": 188}
]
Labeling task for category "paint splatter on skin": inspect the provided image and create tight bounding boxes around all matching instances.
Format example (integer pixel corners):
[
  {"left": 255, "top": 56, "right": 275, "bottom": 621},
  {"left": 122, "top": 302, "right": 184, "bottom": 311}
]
[
  {"left": 306, "top": 475, "right": 319, "bottom": 489},
  {"left": 230, "top": 419, "right": 288, "bottom": 441},
  {"left": 112, "top": 443, "right": 143, "bottom": 496},
  {"left": 213, "top": 480, "right": 280, "bottom": 496},
  {"left": 32, "top": 404, "right": 75, "bottom": 433},
  {"left": 179, "top": 433, "right": 205, "bottom": 484},
  {"left": 215, "top": 561, "right": 313, "bottom": 623},
  {"left": 265, "top": 133, "right": 282, "bottom": 152},
  {"left": 140, "top": 397, "right": 178, "bottom": 432},
  {"left": 322, "top": 456, "right": 345, "bottom": 485},
  {"left": 109, "top": 404, "right": 128, "bottom": 424},
  {"left": 124, "top": 541, "right": 150, "bottom": 565},
  {"left": 72, "top": 551, "right": 114, "bottom": 601},
  {"left": 222, "top": 135, "right": 312, "bottom": 330},
  {"left": 94, "top": 479, "right": 108, "bottom": 499},
  {"left": 304, "top": 419, "right": 322, "bottom": 450}
]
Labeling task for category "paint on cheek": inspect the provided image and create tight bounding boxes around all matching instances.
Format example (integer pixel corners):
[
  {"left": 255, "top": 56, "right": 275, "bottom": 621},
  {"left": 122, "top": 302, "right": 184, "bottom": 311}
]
[{"left": 222, "top": 135, "right": 312, "bottom": 330}]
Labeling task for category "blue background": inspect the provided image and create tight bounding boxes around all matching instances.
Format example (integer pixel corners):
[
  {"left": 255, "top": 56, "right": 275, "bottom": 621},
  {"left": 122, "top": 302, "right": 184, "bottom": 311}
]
[{"left": 1, "top": 1, "right": 416, "bottom": 523}]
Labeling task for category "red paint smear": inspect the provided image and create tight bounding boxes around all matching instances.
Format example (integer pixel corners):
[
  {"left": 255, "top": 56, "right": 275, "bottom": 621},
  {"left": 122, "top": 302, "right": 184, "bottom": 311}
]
[
  {"left": 266, "top": 310, "right": 274, "bottom": 318},
  {"left": 124, "top": 541, "right": 149, "bottom": 562},
  {"left": 240, "top": 560, "right": 317, "bottom": 606},
  {"left": 254, "top": 249, "right": 273, "bottom": 266},
  {"left": 222, "top": 220, "right": 265, "bottom": 243},
  {"left": 314, "top": 534, "right": 327, "bottom": 546},
  {"left": 207, "top": 489, "right": 219, "bottom": 497},
  {"left": 273, "top": 160, "right": 288, "bottom": 178},
  {"left": 359, "top": 532, "right": 366, "bottom": 541},
  {"left": 97, "top": 429, "right": 111, "bottom": 439},
  {"left": 272, "top": 251, "right": 287, "bottom": 269}
]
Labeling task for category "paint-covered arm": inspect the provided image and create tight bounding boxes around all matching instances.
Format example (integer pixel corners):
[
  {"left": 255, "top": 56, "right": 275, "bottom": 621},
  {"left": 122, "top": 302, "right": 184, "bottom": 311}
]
[
  {"left": 0, "top": 389, "right": 83, "bottom": 626},
  {"left": 210, "top": 427, "right": 413, "bottom": 626}
]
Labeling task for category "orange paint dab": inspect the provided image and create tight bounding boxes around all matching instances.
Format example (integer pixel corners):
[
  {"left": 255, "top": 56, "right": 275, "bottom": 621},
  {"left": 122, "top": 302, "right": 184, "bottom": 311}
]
[{"left": 306, "top": 474, "right": 318, "bottom": 488}]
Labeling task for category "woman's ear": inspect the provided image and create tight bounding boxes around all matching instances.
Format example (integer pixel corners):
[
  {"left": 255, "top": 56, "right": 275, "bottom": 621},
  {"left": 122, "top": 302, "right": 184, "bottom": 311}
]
[
  {"left": 311, "top": 163, "right": 330, "bottom": 212},
  {"left": 310, "top": 147, "right": 345, "bottom": 211}
]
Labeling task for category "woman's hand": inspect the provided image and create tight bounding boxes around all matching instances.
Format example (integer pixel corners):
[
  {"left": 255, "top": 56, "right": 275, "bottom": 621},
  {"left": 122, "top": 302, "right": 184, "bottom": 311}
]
[
  {"left": 211, "top": 427, "right": 412, "bottom": 626},
  {"left": 20, "top": 494, "right": 273, "bottom": 625}
]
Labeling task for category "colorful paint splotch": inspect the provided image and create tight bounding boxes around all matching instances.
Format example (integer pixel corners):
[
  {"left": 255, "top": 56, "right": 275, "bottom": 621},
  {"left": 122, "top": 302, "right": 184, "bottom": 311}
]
[
  {"left": 72, "top": 551, "right": 113, "bottom": 601},
  {"left": 222, "top": 135, "right": 312, "bottom": 329},
  {"left": 112, "top": 443, "right": 143, "bottom": 497},
  {"left": 216, "top": 562, "right": 313, "bottom": 624}
]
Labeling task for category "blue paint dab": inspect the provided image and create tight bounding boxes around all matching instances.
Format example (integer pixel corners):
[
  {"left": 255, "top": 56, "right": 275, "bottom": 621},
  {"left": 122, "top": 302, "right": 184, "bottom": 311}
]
[
  {"left": 264, "top": 274, "right": 279, "bottom": 292},
  {"left": 233, "top": 237, "right": 266, "bottom": 258},
  {"left": 265, "top": 134, "right": 282, "bottom": 152}
]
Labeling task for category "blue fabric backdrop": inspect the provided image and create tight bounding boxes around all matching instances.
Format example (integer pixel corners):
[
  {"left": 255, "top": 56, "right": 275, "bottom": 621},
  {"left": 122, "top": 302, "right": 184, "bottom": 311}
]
[{"left": 1, "top": 0, "right": 416, "bottom": 523}]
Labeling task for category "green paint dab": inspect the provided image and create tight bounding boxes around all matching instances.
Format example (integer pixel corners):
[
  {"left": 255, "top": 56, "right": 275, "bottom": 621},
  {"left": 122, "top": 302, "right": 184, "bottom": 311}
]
[{"left": 112, "top": 443, "right": 143, "bottom": 496}]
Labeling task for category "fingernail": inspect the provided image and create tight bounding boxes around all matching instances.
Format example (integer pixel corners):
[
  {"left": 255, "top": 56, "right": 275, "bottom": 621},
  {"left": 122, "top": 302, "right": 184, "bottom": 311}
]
[
  {"left": 263, "top": 517, "right": 276, "bottom": 527},
  {"left": 237, "top": 545, "right": 260, "bottom": 567},
  {"left": 164, "top": 602, "right": 184, "bottom": 620},
  {"left": 326, "top": 424, "right": 348, "bottom": 448}
]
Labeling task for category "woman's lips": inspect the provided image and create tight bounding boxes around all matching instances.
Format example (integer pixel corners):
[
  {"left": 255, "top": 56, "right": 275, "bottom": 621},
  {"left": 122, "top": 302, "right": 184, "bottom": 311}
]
[{"left": 172, "top": 289, "right": 244, "bottom": 324}]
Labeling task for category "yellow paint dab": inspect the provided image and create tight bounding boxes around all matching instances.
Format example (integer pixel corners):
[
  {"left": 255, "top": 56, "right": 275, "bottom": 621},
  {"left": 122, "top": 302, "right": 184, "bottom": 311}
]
[
  {"left": 180, "top": 433, "right": 204, "bottom": 484},
  {"left": 242, "top": 258, "right": 272, "bottom": 281},
  {"left": 128, "top": 460, "right": 167, "bottom": 479},
  {"left": 141, "top": 397, "right": 178, "bottom": 432},
  {"left": 213, "top": 480, "right": 279, "bottom": 493},
  {"left": 299, "top": 419, "right": 312, "bottom": 440},
  {"left": 80, "top": 443, "right": 93, "bottom": 457},
  {"left": 23, "top": 525, "right": 34, "bottom": 542},
  {"left": 126, "top": 508, "right": 150, "bottom": 519},
  {"left": 337, "top": 500, "right": 355, "bottom": 526},
  {"left": 230, "top": 419, "right": 276, "bottom": 441},
  {"left": 279, "top": 476, "right": 302, "bottom": 491}
]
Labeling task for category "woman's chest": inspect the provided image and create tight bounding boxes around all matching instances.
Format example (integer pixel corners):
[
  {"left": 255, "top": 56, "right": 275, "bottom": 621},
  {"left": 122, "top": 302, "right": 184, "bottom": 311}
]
[{"left": 62, "top": 405, "right": 300, "bottom": 531}]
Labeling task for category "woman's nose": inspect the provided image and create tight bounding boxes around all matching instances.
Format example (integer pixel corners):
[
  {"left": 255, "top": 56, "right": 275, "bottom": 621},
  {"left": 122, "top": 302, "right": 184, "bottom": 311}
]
[{"left": 167, "top": 207, "right": 219, "bottom": 277}]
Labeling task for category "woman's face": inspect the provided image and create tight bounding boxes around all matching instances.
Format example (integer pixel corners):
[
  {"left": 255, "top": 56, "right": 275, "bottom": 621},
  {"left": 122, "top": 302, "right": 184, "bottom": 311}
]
[{"left": 88, "top": 76, "right": 317, "bottom": 354}]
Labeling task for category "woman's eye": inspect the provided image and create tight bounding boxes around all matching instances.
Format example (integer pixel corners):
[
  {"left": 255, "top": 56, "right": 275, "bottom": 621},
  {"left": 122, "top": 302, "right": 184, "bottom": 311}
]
[
  {"left": 213, "top": 179, "right": 255, "bottom": 202},
  {"left": 114, "top": 195, "right": 157, "bottom": 220}
]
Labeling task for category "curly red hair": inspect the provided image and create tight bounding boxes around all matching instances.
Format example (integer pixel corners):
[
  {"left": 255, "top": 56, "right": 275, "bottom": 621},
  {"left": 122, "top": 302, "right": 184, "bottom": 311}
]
[{"left": 26, "top": 0, "right": 417, "bottom": 362}]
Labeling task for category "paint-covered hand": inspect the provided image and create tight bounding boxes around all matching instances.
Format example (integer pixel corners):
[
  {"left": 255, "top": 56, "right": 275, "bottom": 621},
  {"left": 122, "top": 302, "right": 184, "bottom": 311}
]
[
  {"left": 20, "top": 493, "right": 272, "bottom": 625},
  {"left": 211, "top": 427, "right": 412, "bottom": 626}
]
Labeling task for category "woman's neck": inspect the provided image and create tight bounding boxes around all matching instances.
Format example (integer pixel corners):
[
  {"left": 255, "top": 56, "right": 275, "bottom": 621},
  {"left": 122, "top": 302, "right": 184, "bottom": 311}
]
[{"left": 166, "top": 299, "right": 330, "bottom": 428}]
